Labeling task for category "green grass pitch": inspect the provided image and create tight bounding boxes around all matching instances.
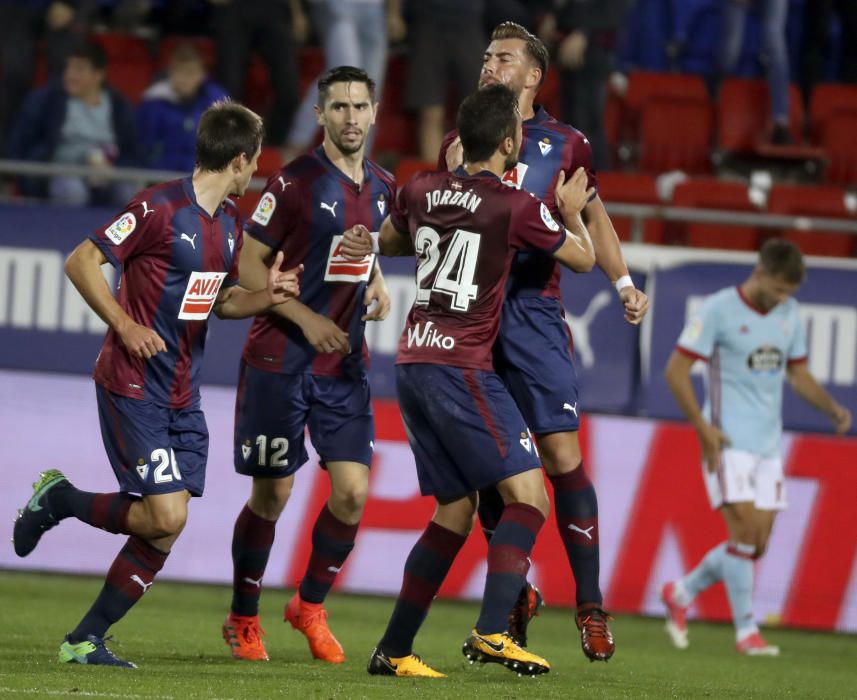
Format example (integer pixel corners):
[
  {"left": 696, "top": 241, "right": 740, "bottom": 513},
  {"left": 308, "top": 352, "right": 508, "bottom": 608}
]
[{"left": 0, "top": 570, "right": 854, "bottom": 699}]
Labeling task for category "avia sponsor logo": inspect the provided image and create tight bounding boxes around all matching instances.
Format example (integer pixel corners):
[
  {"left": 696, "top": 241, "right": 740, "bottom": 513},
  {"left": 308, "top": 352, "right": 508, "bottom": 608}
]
[
  {"left": 747, "top": 345, "right": 785, "bottom": 373},
  {"left": 500, "top": 162, "right": 529, "bottom": 190},
  {"left": 406, "top": 321, "right": 455, "bottom": 350},
  {"left": 178, "top": 271, "right": 226, "bottom": 320},
  {"left": 0, "top": 247, "right": 112, "bottom": 333},
  {"left": 324, "top": 235, "right": 375, "bottom": 283}
]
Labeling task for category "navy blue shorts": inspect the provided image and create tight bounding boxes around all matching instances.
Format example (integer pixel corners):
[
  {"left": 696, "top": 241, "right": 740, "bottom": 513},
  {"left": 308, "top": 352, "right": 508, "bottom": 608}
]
[
  {"left": 494, "top": 296, "right": 581, "bottom": 434},
  {"left": 396, "top": 364, "right": 541, "bottom": 500},
  {"left": 233, "top": 362, "right": 374, "bottom": 478},
  {"left": 96, "top": 384, "right": 208, "bottom": 497}
]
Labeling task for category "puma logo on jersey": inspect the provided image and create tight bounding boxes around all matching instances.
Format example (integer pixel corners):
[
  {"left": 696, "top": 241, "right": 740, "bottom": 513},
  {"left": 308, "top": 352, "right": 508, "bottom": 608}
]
[
  {"left": 276, "top": 176, "right": 291, "bottom": 191},
  {"left": 130, "top": 574, "right": 153, "bottom": 592},
  {"left": 180, "top": 232, "right": 197, "bottom": 249},
  {"left": 243, "top": 576, "right": 263, "bottom": 588},
  {"left": 563, "top": 402, "right": 578, "bottom": 416},
  {"left": 141, "top": 201, "right": 155, "bottom": 218},
  {"left": 320, "top": 200, "right": 338, "bottom": 217},
  {"left": 327, "top": 566, "right": 342, "bottom": 574},
  {"left": 568, "top": 523, "right": 595, "bottom": 540}
]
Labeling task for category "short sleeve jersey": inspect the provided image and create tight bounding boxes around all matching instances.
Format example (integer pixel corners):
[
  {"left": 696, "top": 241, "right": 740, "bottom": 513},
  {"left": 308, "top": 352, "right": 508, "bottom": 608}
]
[
  {"left": 242, "top": 146, "right": 396, "bottom": 377},
  {"left": 438, "top": 105, "right": 596, "bottom": 300},
  {"left": 89, "top": 176, "right": 242, "bottom": 408},
  {"left": 393, "top": 169, "right": 567, "bottom": 370},
  {"left": 676, "top": 286, "right": 808, "bottom": 457}
]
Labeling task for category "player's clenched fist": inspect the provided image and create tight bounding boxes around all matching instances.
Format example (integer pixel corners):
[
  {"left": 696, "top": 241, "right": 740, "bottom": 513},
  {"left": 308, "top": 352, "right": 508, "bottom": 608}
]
[
  {"left": 341, "top": 224, "right": 373, "bottom": 259},
  {"left": 116, "top": 319, "right": 167, "bottom": 360},
  {"left": 555, "top": 167, "right": 594, "bottom": 216},
  {"left": 620, "top": 287, "right": 650, "bottom": 326}
]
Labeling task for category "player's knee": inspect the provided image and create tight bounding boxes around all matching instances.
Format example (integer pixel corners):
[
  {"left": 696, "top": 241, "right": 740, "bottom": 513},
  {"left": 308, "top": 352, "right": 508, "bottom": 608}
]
[
  {"left": 149, "top": 508, "right": 187, "bottom": 538},
  {"left": 250, "top": 477, "right": 292, "bottom": 520},
  {"left": 331, "top": 481, "right": 369, "bottom": 518}
]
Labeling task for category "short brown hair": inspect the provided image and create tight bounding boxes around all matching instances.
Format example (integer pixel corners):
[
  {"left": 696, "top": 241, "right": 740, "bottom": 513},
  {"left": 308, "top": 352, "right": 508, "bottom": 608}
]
[
  {"left": 196, "top": 100, "right": 264, "bottom": 172},
  {"left": 759, "top": 238, "right": 805, "bottom": 283},
  {"left": 490, "top": 21, "right": 549, "bottom": 89}
]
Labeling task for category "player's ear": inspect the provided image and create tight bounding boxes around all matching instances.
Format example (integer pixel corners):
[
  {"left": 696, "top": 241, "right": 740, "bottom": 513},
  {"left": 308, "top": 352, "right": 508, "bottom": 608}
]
[
  {"left": 314, "top": 103, "right": 324, "bottom": 126},
  {"left": 370, "top": 102, "right": 379, "bottom": 125}
]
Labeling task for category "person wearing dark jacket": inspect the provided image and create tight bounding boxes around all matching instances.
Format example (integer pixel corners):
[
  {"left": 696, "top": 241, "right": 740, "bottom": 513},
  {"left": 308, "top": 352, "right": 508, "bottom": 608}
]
[
  {"left": 539, "top": 0, "right": 631, "bottom": 171},
  {"left": 7, "top": 39, "right": 139, "bottom": 205},
  {"left": 138, "top": 42, "right": 229, "bottom": 172}
]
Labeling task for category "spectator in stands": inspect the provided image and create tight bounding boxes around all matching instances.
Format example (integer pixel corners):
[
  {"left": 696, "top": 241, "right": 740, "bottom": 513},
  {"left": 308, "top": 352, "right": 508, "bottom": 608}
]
[
  {"left": 800, "top": 0, "right": 857, "bottom": 105},
  {"left": 138, "top": 42, "right": 228, "bottom": 172},
  {"left": 7, "top": 40, "right": 140, "bottom": 206},
  {"left": 0, "top": 1, "right": 92, "bottom": 153},
  {"left": 404, "top": 0, "right": 485, "bottom": 162},
  {"left": 283, "top": 0, "right": 406, "bottom": 161},
  {"left": 538, "top": 0, "right": 630, "bottom": 171},
  {"left": 210, "top": 0, "right": 305, "bottom": 147},
  {"left": 718, "top": 0, "right": 791, "bottom": 144}
]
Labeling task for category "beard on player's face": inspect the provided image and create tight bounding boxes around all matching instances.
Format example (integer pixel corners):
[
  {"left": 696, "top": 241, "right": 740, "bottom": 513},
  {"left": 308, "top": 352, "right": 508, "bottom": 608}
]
[{"left": 330, "top": 128, "right": 365, "bottom": 156}]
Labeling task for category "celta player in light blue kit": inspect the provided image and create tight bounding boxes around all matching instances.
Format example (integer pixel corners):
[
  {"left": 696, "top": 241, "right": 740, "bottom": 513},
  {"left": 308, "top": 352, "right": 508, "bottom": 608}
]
[{"left": 661, "top": 239, "right": 851, "bottom": 656}]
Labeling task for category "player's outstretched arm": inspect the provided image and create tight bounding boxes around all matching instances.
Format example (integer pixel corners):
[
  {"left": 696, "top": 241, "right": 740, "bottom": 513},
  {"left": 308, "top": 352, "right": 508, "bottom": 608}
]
[
  {"left": 665, "top": 350, "right": 731, "bottom": 471},
  {"left": 214, "top": 250, "right": 301, "bottom": 319},
  {"left": 787, "top": 361, "right": 853, "bottom": 434},
  {"left": 65, "top": 240, "right": 166, "bottom": 359}
]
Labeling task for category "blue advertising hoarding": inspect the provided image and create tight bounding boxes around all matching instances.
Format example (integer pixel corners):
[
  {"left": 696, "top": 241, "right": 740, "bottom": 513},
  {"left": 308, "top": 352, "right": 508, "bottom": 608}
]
[{"left": 1, "top": 203, "right": 854, "bottom": 435}]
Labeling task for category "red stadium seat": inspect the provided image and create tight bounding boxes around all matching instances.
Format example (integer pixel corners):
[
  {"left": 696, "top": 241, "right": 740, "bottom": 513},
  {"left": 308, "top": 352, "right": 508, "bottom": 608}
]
[
  {"left": 718, "top": 78, "right": 805, "bottom": 154},
  {"left": 767, "top": 185, "right": 856, "bottom": 257},
  {"left": 639, "top": 97, "right": 713, "bottom": 174},
  {"left": 256, "top": 147, "right": 284, "bottom": 179},
  {"left": 92, "top": 33, "right": 154, "bottom": 104},
  {"left": 156, "top": 36, "right": 216, "bottom": 70},
  {"left": 596, "top": 172, "right": 664, "bottom": 243},
  {"left": 625, "top": 71, "right": 709, "bottom": 117},
  {"left": 235, "top": 191, "right": 261, "bottom": 224},
  {"left": 394, "top": 158, "right": 435, "bottom": 186},
  {"left": 373, "top": 111, "right": 419, "bottom": 158},
  {"left": 624, "top": 71, "right": 709, "bottom": 144},
  {"left": 822, "top": 112, "right": 857, "bottom": 186},
  {"left": 809, "top": 83, "right": 857, "bottom": 145},
  {"left": 670, "top": 179, "right": 760, "bottom": 250}
]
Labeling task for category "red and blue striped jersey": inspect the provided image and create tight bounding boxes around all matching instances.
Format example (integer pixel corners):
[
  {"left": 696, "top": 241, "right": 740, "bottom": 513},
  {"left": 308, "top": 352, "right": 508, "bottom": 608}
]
[
  {"left": 242, "top": 146, "right": 396, "bottom": 377},
  {"left": 90, "top": 176, "right": 242, "bottom": 408},
  {"left": 393, "top": 169, "right": 566, "bottom": 370},
  {"left": 439, "top": 105, "right": 596, "bottom": 299}
]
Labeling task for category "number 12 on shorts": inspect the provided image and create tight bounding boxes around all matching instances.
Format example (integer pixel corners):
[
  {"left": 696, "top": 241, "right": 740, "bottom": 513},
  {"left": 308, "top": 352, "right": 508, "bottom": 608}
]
[{"left": 256, "top": 435, "right": 289, "bottom": 467}]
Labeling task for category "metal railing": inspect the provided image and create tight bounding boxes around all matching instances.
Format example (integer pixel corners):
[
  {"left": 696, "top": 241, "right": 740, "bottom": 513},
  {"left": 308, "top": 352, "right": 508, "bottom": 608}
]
[{"left": 2, "top": 159, "right": 856, "bottom": 243}]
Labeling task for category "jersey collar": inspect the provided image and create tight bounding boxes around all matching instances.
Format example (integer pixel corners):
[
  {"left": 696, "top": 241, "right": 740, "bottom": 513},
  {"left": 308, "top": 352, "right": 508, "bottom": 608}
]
[
  {"left": 453, "top": 166, "right": 499, "bottom": 180},
  {"left": 526, "top": 105, "right": 550, "bottom": 126},
  {"left": 181, "top": 175, "right": 222, "bottom": 220},
  {"left": 315, "top": 145, "right": 369, "bottom": 189}
]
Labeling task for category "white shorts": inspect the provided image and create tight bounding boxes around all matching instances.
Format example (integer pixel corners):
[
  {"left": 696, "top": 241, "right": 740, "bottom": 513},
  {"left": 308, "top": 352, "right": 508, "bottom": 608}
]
[{"left": 703, "top": 448, "right": 787, "bottom": 511}]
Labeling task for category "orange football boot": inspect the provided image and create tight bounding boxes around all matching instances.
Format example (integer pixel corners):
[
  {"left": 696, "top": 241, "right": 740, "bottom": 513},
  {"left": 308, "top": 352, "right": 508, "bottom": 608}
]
[
  {"left": 223, "top": 612, "right": 269, "bottom": 661},
  {"left": 284, "top": 592, "right": 345, "bottom": 663}
]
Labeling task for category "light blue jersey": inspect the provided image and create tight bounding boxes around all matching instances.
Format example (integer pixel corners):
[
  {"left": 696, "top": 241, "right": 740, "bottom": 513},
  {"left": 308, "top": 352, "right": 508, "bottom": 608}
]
[{"left": 677, "top": 286, "right": 807, "bottom": 458}]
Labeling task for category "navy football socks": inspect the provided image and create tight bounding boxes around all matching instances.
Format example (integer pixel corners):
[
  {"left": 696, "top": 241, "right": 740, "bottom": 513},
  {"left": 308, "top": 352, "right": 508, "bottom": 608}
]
[
  {"left": 550, "top": 464, "right": 603, "bottom": 605},
  {"left": 379, "top": 521, "right": 466, "bottom": 657},
  {"left": 230, "top": 504, "right": 277, "bottom": 616},
  {"left": 475, "top": 502, "right": 545, "bottom": 635}
]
